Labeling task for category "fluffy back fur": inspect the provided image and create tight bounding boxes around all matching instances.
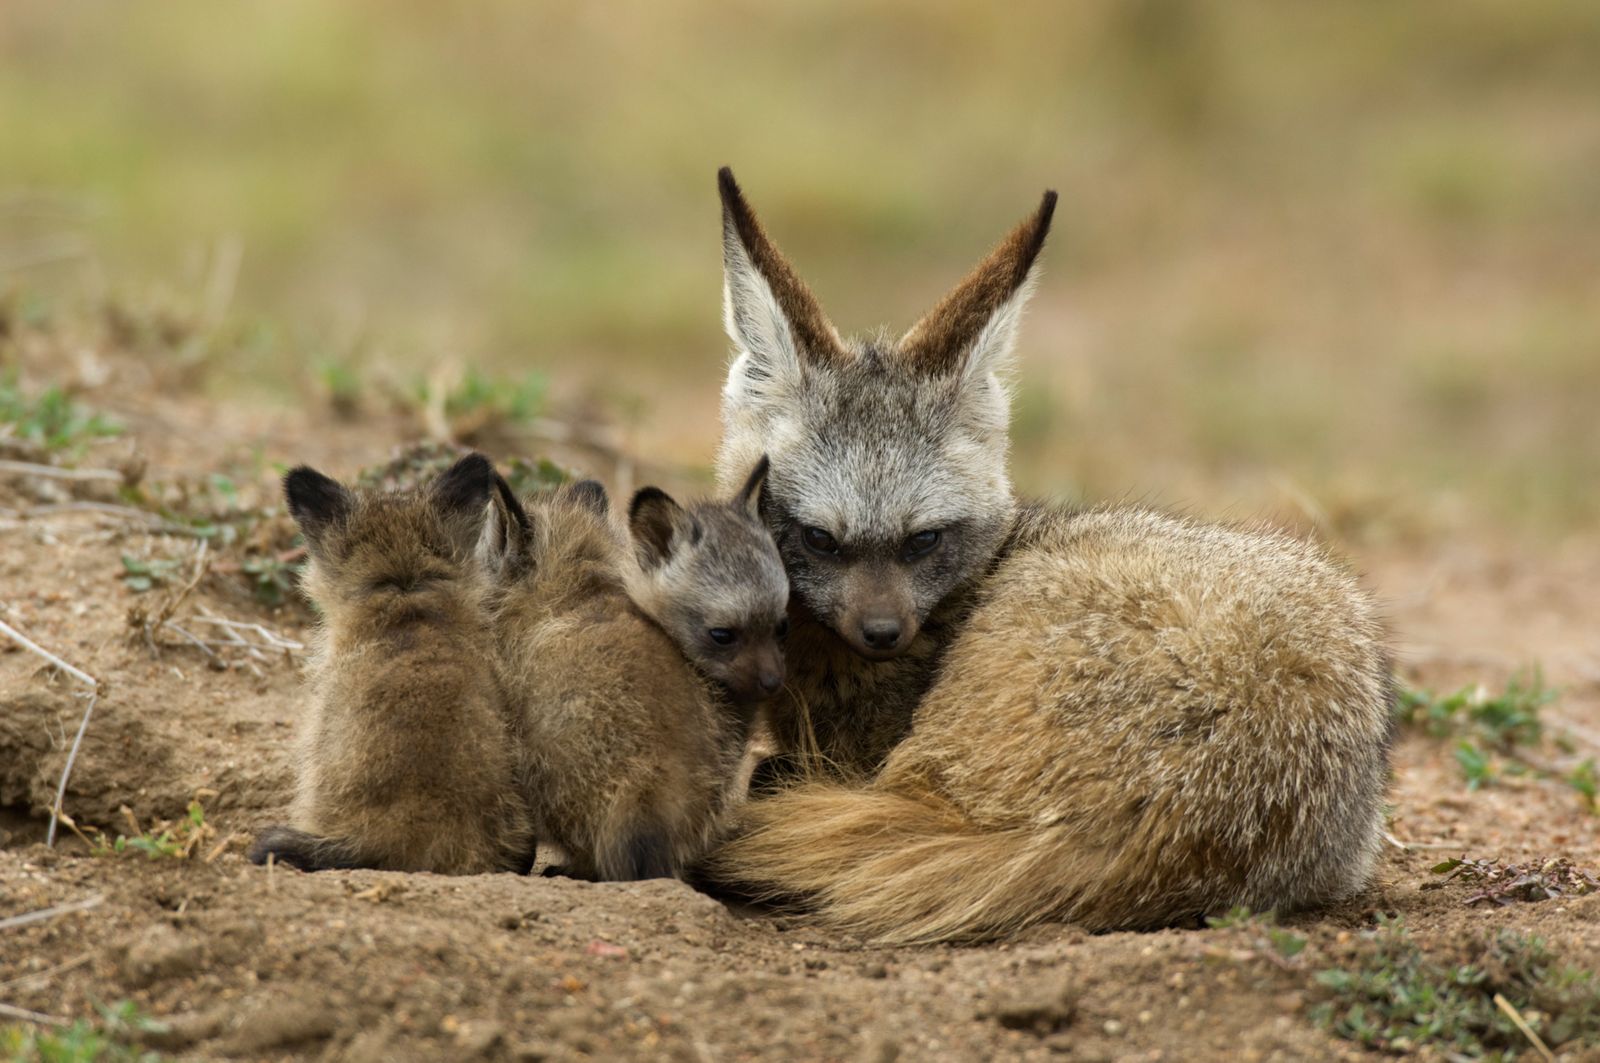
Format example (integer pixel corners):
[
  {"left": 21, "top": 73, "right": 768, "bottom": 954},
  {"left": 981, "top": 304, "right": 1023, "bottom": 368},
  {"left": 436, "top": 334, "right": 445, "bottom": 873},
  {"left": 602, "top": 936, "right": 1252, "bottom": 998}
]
[
  {"left": 249, "top": 454, "right": 533, "bottom": 875},
  {"left": 490, "top": 479, "right": 761, "bottom": 880},
  {"left": 703, "top": 171, "right": 1395, "bottom": 941}
]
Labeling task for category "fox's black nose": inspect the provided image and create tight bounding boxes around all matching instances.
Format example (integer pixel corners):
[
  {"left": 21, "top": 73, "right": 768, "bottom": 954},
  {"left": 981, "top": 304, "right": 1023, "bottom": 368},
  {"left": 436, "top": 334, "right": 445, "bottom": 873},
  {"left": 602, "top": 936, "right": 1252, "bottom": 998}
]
[
  {"left": 861, "top": 619, "right": 902, "bottom": 650},
  {"left": 760, "top": 669, "right": 784, "bottom": 695}
]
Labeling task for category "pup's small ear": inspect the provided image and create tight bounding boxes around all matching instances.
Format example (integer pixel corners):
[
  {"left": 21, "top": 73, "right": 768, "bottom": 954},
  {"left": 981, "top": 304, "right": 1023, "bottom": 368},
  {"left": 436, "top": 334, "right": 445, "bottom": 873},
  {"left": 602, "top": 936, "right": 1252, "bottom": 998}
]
[
  {"left": 628, "top": 487, "right": 696, "bottom": 569},
  {"left": 479, "top": 473, "right": 532, "bottom": 574},
  {"left": 284, "top": 466, "right": 352, "bottom": 549},
  {"left": 431, "top": 453, "right": 496, "bottom": 517},
  {"left": 565, "top": 479, "right": 610, "bottom": 518},
  {"left": 734, "top": 454, "right": 770, "bottom": 519}
]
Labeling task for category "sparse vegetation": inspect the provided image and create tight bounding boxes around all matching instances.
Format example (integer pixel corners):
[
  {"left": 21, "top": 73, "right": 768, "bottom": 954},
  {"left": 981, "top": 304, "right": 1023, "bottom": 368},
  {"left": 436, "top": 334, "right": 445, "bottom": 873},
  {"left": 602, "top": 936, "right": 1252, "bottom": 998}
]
[
  {"left": 1205, "top": 906, "right": 1308, "bottom": 964},
  {"left": 61, "top": 796, "right": 220, "bottom": 862},
  {"left": 1, "top": 1000, "right": 166, "bottom": 1062},
  {"left": 1396, "top": 670, "right": 1595, "bottom": 808},
  {"left": 1430, "top": 856, "right": 1600, "bottom": 908},
  {"left": 119, "top": 555, "right": 183, "bottom": 594},
  {"left": 355, "top": 442, "right": 574, "bottom": 497},
  {"left": 1313, "top": 918, "right": 1600, "bottom": 1059},
  {"left": 0, "top": 373, "right": 120, "bottom": 456}
]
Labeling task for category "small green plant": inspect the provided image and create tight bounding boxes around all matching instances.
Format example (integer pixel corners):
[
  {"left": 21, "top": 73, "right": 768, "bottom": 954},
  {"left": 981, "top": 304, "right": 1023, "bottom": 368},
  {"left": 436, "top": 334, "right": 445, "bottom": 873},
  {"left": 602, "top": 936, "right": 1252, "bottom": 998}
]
[
  {"left": 1396, "top": 669, "right": 1554, "bottom": 749},
  {"left": 1396, "top": 670, "right": 1595, "bottom": 806},
  {"left": 0, "top": 372, "right": 121, "bottom": 454},
  {"left": 65, "top": 797, "right": 215, "bottom": 862},
  {"left": 120, "top": 555, "right": 184, "bottom": 594},
  {"left": 446, "top": 366, "right": 545, "bottom": 424},
  {"left": 1569, "top": 759, "right": 1598, "bottom": 811},
  {"left": 503, "top": 456, "right": 576, "bottom": 495},
  {"left": 1, "top": 999, "right": 166, "bottom": 1062},
  {"left": 240, "top": 554, "right": 304, "bottom": 607},
  {"left": 317, "top": 359, "right": 363, "bottom": 417},
  {"left": 1205, "top": 906, "right": 1308, "bottom": 963},
  {"left": 357, "top": 442, "right": 578, "bottom": 498},
  {"left": 1313, "top": 917, "right": 1600, "bottom": 1058}
]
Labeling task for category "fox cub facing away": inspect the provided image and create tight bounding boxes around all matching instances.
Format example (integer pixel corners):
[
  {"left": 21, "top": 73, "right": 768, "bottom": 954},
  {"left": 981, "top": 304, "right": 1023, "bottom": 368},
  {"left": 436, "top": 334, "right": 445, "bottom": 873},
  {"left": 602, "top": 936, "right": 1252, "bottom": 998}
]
[
  {"left": 249, "top": 454, "right": 534, "bottom": 874},
  {"left": 705, "top": 169, "right": 1395, "bottom": 943},
  {"left": 491, "top": 458, "right": 787, "bottom": 881}
]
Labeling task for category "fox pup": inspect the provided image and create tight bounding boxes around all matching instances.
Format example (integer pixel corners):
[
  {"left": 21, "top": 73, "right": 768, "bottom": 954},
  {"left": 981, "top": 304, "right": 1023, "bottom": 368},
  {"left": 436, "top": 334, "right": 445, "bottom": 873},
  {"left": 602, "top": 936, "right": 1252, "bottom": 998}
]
[
  {"left": 249, "top": 454, "right": 534, "bottom": 875},
  {"left": 492, "top": 459, "right": 787, "bottom": 881},
  {"left": 704, "top": 168, "right": 1394, "bottom": 942}
]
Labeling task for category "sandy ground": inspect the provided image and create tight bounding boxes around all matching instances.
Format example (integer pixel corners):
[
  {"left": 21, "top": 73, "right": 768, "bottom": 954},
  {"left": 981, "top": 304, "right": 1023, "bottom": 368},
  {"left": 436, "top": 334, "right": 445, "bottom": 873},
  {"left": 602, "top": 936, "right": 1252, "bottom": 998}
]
[{"left": 3, "top": 334, "right": 1599, "bottom": 1062}]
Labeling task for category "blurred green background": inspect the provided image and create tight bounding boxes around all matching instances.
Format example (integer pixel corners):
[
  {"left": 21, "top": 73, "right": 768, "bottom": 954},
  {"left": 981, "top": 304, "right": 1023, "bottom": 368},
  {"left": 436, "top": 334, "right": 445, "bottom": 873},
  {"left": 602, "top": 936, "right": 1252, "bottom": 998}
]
[{"left": 2, "top": 0, "right": 1597, "bottom": 535}]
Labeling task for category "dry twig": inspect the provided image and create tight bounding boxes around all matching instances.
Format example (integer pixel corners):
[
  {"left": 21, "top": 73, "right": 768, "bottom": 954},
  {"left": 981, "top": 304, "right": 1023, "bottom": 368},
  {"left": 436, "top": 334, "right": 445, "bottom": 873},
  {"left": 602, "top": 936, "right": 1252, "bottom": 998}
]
[
  {"left": 1494, "top": 993, "right": 1556, "bottom": 1063},
  {"left": 0, "top": 893, "right": 105, "bottom": 933},
  {"left": 0, "top": 1001, "right": 69, "bottom": 1027},
  {"left": 0, "top": 459, "right": 125, "bottom": 483}
]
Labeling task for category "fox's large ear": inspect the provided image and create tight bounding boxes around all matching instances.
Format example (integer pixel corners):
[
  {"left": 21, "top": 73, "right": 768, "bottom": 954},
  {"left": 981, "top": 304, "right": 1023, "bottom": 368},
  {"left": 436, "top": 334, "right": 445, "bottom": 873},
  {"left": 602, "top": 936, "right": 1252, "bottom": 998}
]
[
  {"left": 733, "top": 454, "right": 770, "bottom": 519},
  {"left": 898, "top": 191, "right": 1056, "bottom": 382},
  {"left": 628, "top": 487, "right": 698, "bottom": 569},
  {"left": 284, "top": 466, "right": 353, "bottom": 551},
  {"left": 719, "top": 168, "right": 848, "bottom": 411}
]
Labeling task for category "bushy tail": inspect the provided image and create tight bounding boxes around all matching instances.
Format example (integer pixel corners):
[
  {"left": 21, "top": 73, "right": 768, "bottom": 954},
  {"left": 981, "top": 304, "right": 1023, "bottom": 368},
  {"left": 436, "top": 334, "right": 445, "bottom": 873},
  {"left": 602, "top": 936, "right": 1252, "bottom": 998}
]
[
  {"left": 703, "top": 782, "right": 1101, "bottom": 946},
  {"left": 247, "top": 826, "right": 371, "bottom": 872}
]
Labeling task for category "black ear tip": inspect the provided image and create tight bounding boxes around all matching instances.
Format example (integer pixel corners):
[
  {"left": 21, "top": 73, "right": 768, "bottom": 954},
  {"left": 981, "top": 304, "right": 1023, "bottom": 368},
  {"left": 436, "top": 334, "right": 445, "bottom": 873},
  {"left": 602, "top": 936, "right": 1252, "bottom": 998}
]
[
  {"left": 568, "top": 479, "right": 609, "bottom": 516},
  {"left": 1035, "top": 191, "right": 1058, "bottom": 238},
  {"left": 718, "top": 167, "right": 744, "bottom": 209},
  {"left": 628, "top": 485, "right": 671, "bottom": 520},
  {"left": 283, "top": 465, "right": 321, "bottom": 490},
  {"left": 433, "top": 452, "right": 495, "bottom": 508},
  {"left": 284, "top": 465, "right": 341, "bottom": 509},
  {"left": 754, "top": 453, "right": 771, "bottom": 476},
  {"left": 450, "top": 452, "right": 494, "bottom": 481}
]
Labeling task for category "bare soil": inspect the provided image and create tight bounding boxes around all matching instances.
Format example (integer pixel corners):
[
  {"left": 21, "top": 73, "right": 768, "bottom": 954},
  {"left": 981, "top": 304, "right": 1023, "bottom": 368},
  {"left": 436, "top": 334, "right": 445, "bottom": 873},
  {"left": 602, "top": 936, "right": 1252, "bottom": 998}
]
[{"left": 4, "top": 337, "right": 1600, "bottom": 1062}]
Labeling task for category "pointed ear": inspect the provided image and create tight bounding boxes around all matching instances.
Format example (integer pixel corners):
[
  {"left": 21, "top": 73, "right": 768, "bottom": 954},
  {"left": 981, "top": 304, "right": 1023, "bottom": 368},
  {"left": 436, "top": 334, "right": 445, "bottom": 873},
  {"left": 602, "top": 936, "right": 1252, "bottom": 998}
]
[
  {"left": 430, "top": 453, "right": 496, "bottom": 553},
  {"left": 628, "top": 487, "right": 697, "bottom": 569},
  {"left": 897, "top": 190, "right": 1057, "bottom": 380},
  {"left": 431, "top": 453, "right": 495, "bottom": 518},
  {"left": 479, "top": 473, "right": 531, "bottom": 573},
  {"left": 719, "top": 167, "right": 848, "bottom": 408},
  {"left": 284, "top": 466, "right": 352, "bottom": 549},
  {"left": 563, "top": 479, "right": 610, "bottom": 518},
  {"left": 733, "top": 454, "right": 770, "bottom": 519}
]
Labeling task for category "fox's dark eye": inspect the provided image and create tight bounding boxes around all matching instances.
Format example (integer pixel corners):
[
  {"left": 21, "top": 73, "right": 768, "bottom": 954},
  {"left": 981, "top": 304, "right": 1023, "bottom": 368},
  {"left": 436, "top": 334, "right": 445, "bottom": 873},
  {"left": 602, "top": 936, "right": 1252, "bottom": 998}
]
[
  {"left": 903, "top": 529, "right": 941, "bottom": 559},
  {"left": 775, "top": 617, "right": 790, "bottom": 640},
  {"left": 802, "top": 526, "right": 840, "bottom": 556},
  {"left": 708, "top": 628, "right": 737, "bottom": 646}
]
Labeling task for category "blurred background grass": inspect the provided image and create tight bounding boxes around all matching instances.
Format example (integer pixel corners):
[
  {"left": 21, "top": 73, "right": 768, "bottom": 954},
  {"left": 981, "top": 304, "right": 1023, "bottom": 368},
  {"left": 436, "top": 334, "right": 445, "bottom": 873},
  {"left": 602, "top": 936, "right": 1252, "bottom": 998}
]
[{"left": 1, "top": 0, "right": 1596, "bottom": 537}]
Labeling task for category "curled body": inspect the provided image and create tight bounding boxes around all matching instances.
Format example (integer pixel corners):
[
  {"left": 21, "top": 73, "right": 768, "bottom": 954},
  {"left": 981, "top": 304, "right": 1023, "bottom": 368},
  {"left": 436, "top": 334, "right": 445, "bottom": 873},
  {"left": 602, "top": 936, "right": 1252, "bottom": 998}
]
[
  {"left": 711, "top": 505, "right": 1393, "bottom": 940},
  {"left": 250, "top": 455, "right": 534, "bottom": 875},
  {"left": 492, "top": 464, "right": 785, "bottom": 881},
  {"left": 702, "top": 168, "right": 1395, "bottom": 941}
]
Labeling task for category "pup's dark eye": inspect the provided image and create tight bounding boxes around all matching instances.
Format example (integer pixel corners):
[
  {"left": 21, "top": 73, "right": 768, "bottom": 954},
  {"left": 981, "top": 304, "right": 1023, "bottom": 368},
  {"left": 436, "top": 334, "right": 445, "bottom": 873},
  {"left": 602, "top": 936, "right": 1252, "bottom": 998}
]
[
  {"left": 802, "top": 527, "right": 840, "bottom": 556},
  {"left": 775, "top": 617, "right": 790, "bottom": 640},
  {"left": 708, "top": 628, "right": 737, "bottom": 646},
  {"left": 903, "top": 529, "right": 941, "bottom": 559}
]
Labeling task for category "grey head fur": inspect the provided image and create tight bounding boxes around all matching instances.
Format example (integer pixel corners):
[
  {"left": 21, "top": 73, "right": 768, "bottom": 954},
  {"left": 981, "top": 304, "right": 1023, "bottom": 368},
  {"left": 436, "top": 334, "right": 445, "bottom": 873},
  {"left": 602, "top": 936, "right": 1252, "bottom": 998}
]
[
  {"left": 713, "top": 167, "right": 1055, "bottom": 659},
  {"left": 625, "top": 456, "right": 790, "bottom": 707}
]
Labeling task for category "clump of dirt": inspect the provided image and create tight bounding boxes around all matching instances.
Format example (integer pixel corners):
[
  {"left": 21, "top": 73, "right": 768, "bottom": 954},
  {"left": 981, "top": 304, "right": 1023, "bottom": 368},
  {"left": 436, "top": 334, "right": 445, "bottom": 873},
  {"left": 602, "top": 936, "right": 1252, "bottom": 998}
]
[{"left": 3, "top": 324, "right": 1599, "bottom": 1060}]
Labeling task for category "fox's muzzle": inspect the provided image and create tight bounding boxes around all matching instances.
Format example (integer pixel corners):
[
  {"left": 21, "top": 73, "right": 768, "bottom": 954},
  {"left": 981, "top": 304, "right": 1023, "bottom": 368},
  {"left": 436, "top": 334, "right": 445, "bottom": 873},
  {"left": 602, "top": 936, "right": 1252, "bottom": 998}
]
[{"left": 837, "top": 569, "right": 920, "bottom": 661}]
